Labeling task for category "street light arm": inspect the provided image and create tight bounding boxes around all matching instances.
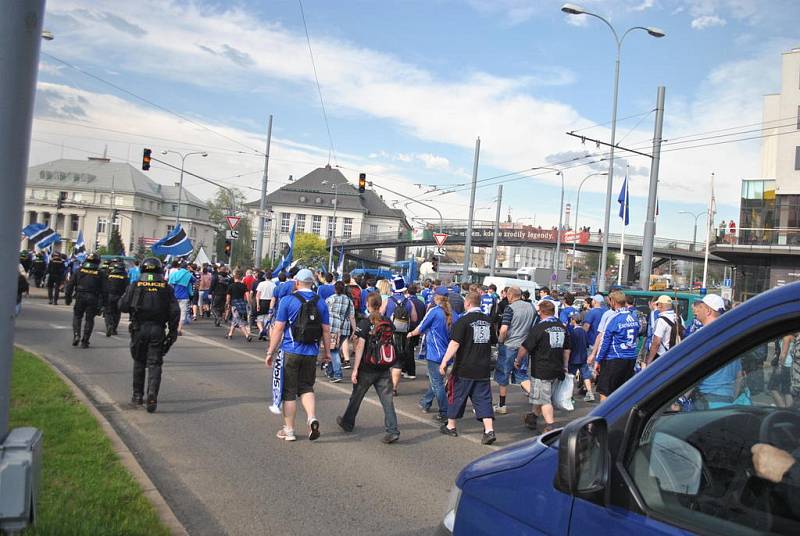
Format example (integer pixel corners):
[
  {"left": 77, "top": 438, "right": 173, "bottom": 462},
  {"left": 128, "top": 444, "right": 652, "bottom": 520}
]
[{"left": 582, "top": 11, "right": 620, "bottom": 46}]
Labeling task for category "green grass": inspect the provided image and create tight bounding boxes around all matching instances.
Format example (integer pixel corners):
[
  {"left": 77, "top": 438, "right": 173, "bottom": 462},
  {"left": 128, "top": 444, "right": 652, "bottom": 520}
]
[{"left": 10, "top": 348, "right": 171, "bottom": 536}]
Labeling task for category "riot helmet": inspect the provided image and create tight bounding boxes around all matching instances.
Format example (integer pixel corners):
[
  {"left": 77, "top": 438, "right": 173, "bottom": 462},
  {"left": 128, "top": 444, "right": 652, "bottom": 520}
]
[{"left": 140, "top": 257, "right": 163, "bottom": 274}]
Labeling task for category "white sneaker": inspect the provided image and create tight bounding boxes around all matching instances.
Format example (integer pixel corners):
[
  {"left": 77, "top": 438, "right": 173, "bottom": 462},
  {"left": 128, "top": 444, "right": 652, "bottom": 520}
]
[
  {"left": 583, "top": 392, "right": 596, "bottom": 402},
  {"left": 276, "top": 427, "right": 296, "bottom": 441},
  {"left": 493, "top": 404, "right": 508, "bottom": 415}
]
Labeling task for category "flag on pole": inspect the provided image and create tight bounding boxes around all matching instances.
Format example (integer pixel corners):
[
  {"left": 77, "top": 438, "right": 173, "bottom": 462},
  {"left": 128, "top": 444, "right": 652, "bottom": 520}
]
[
  {"left": 336, "top": 245, "right": 345, "bottom": 276},
  {"left": 617, "top": 176, "right": 630, "bottom": 226},
  {"left": 151, "top": 224, "right": 193, "bottom": 257},
  {"left": 273, "top": 222, "right": 296, "bottom": 274},
  {"left": 22, "top": 222, "right": 61, "bottom": 251}
]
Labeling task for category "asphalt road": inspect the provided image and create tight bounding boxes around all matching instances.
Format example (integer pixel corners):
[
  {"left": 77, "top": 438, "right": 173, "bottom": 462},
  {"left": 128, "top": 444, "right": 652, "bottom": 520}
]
[{"left": 15, "top": 289, "right": 593, "bottom": 535}]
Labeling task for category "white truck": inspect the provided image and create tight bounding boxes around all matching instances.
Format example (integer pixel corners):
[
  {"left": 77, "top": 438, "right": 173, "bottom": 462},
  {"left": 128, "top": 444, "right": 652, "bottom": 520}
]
[{"left": 516, "top": 266, "right": 568, "bottom": 287}]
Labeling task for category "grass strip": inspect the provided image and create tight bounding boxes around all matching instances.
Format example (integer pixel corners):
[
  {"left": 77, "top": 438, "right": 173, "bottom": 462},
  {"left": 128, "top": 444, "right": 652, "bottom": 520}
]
[{"left": 10, "top": 348, "right": 170, "bottom": 536}]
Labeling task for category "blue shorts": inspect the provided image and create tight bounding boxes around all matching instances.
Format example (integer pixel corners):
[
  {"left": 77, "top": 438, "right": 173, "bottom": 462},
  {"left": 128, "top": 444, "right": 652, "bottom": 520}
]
[
  {"left": 448, "top": 377, "right": 494, "bottom": 420},
  {"left": 568, "top": 362, "right": 593, "bottom": 381},
  {"left": 494, "top": 345, "right": 528, "bottom": 386}
]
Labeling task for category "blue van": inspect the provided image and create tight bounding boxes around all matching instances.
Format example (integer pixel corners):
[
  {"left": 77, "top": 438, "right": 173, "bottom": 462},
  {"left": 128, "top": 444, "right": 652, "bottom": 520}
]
[{"left": 442, "top": 282, "right": 800, "bottom": 535}]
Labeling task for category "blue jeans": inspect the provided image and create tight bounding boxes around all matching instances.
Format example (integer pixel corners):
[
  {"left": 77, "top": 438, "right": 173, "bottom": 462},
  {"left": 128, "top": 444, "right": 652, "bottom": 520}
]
[
  {"left": 326, "top": 349, "right": 343, "bottom": 379},
  {"left": 420, "top": 360, "right": 448, "bottom": 417}
]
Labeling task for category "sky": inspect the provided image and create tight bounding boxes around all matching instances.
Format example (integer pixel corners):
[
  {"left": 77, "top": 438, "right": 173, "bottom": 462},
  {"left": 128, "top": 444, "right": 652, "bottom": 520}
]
[{"left": 30, "top": 0, "right": 800, "bottom": 243}]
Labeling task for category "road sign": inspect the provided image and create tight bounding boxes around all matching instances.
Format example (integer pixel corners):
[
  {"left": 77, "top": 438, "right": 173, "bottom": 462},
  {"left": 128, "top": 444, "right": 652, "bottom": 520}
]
[
  {"left": 722, "top": 278, "right": 732, "bottom": 288},
  {"left": 225, "top": 216, "right": 241, "bottom": 230},
  {"left": 433, "top": 233, "right": 448, "bottom": 247},
  {"left": 225, "top": 230, "right": 239, "bottom": 240},
  {"left": 436, "top": 247, "right": 446, "bottom": 256}
]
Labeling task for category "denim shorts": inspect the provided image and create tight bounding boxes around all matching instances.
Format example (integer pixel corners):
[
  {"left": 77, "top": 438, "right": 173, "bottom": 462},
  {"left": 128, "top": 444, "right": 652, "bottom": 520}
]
[
  {"left": 568, "top": 362, "right": 593, "bottom": 381},
  {"left": 494, "top": 345, "right": 528, "bottom": 386},
  {"left": 530, "top": 378, "right": 554, "bottom": 406}
]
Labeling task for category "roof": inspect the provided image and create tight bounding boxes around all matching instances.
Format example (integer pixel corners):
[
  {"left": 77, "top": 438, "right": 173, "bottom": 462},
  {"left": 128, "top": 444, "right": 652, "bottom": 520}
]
[
  {"left": 27, "top": 158, "right": 206, "bottom": 207},
  {"left": 246, "top": 166, "right": 407, "bottom": 221}
]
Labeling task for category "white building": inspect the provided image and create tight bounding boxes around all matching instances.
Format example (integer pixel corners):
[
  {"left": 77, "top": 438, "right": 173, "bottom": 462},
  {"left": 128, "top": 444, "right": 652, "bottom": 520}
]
[
  {"left": 23, "top": 157, "right": 217, "bottom": 254},
  {"left": 761, "top": 47, "right": 800, "bottom": 194},
  {"left": 245, "top": 165, "right": 409, "bottom": 263}
]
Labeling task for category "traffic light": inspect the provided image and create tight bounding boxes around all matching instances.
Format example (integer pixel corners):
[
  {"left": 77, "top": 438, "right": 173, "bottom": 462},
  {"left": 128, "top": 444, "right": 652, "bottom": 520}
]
[
  {"left": 431, "top": 256, "right": 439, "bottom": 272},
  {"left": 358, "top": 173, "right": 366, "bottom": 193},
  {"left": 142, "top": 148, "right": 151, "bottom": 171},
  {"left": 223, "top": 240, "right": 232, "bottom": 258}
]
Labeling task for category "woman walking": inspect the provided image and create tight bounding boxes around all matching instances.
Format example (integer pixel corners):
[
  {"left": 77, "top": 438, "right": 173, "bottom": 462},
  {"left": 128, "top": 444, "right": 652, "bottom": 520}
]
[
  {"left": 226, "top": 270, "right": 252, "bottom": 341},
  {"left": 325, "top": 281, "right": 356, "bottom": 383}
]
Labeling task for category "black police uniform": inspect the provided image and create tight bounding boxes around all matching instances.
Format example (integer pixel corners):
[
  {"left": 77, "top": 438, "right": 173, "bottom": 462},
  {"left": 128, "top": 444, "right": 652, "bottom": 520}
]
[
  {"left": 119, "top": 262, "right": 180, "bottom": 413},
  {"left": 20, "top": 253, "right": 32, "bottom": 275},
  {"left": 210, "top": 270, "right": 231, "bottom": 327},
  {"left": 65, "top": 257, "right": 104, "bottom": 348},
  {"left": 46, "top": 255, "right": 66, "bottom": 304},
  {"left": 31, "top": 256, "right": 46, "bottom": 287},
  {"left": 102, "top": 263, "right": 129, "bottom": 336}
]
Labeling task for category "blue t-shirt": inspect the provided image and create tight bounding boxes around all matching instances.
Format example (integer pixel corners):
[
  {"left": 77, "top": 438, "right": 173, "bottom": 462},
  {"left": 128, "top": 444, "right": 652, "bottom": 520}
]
[
  {"left": 360, "top": 286, "right": 377, "bottom": 313},
  {"left": 559, "top": 305, "right": 578, "bottom": 325},
  {"left": 276, "top": 289, "right": 331, "bottom": 356},
  {"left": 583, "top": 306, "right": 608, "bottom": 347},
  {"left": 480, "top": 294, "right": 496, "bottom": 316},
  {"left": 598, "top": 310, "right": 641, "bottom": 361},
  {"left": 699, "top": 359, "right": 742, "bottom": 399},
  {"left": 416, "top": 306, "right": 450, "bottom": 363},
  {"left": 274, "top": 281, "right": 295, "bottom": 302},
  {"left": 128, "top": 266, "right": 141, "bottom": 284},
  {"left": 317, "top": 283, "right": 335, "bottom": 301},
  {"left": 420, "top": 287, "right": 432, "bottom": 305},
  {"left": 568, "top": 326, "right": 589, "bottom": 364}
]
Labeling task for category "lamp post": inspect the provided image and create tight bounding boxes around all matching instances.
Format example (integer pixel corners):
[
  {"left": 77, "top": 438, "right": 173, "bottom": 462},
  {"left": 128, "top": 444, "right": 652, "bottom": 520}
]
[
  {"left": 570, "top": 172, "right": 607, "bottom": 290},
  {"left": 561, "top": 3, "right": 665, "bottom": 292},
  {"left": 533, "top": 167, "right": 565, "bottom": 286},
  {"left": 679, "top": 209, "right": 708, "bottom": 288},
  {"left": 161, "top": 150, "right": 208, "bottom": 227},
  {"left": 321, "top": 180, "right": 348, "bottom": 272}
]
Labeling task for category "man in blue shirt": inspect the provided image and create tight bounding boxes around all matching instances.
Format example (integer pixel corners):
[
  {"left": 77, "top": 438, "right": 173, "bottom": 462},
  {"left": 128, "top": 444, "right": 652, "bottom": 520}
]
[
  {"left": 265, "top": 269, "right": 331, "bottom": 442},
  {"left": 558, "top": 292, "right": 578, "bottom": 325},
  {"left": 168, "top": 262, "right": 194, "bottom": 335},
  {"left": 128, "top": 260, "right": 141, "bottom": 284},
  {"left": 480, "top": 287, "right": 496, "bottom": 317},
  {"left": 360, "top": 277, "right": 377, "bottom": 314},
  {"left": 317, "top": 272, "right": 336, "bottom": 301},
  {"left": 595, "top": 291, "right": 640, "bottom": 401},
  {"left": 382, "top": 276, "right": 418, "bottom": 385}
]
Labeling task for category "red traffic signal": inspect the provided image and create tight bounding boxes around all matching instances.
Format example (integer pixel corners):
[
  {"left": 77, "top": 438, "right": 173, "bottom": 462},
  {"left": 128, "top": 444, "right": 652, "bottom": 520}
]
[
  {"left": 142, "top": 148, "right": 151, "bottom": 171},
  {"left": 358, "top": 173, "right": 366, "bottom": 193}
]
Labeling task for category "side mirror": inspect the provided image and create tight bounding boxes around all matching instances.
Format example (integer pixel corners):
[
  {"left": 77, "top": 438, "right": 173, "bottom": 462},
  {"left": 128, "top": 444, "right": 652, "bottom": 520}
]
[{"left": 556, "top": 416, "right": 609, "bottom": 496}]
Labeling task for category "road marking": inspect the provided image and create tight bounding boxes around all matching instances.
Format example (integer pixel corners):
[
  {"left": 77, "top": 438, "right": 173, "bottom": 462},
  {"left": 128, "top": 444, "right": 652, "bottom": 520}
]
[{"left": 49, "top": 323, "right": 69, "bottom": 329}]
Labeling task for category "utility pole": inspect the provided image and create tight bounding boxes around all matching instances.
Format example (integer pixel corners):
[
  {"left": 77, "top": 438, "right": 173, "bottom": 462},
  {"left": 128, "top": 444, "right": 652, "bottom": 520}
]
[
  {"left": 463, "top": 137, "right": 480, "bottom": 281},
  {"left": 254, "top": 115, "right": 272, "bottom": 267},
  {"left": 489, "top": 185, "right": 502, "bottom": 276},
  {"left": 640, "top": 86, "right": 665, "bottom": 290},
  {"left": 702, "top": 173, "right": 715, "bottom": 289}
]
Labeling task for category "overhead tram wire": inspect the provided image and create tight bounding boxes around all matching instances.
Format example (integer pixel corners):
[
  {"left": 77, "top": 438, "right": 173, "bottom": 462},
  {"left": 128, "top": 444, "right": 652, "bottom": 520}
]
[
  {"left": 567, "top": 108, "right": 656, "bottom": 134},
  {"left": 41, "top": 52, "right": 266, "bottom": 157},
  {"left": 298, "top": 0, "right": 337, "bottom": 166}
]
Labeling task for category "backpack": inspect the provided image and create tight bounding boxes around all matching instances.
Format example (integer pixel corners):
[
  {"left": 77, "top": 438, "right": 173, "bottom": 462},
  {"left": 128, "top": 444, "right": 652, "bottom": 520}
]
[
  {"left": 363, "top": 318, "right": 398, "bottom": 368},
  {"left": 660, "top": 316, "right": 683, "bottom": 352},
  {"left": 290, "top": 292, "right": 323, "bottom": 344},
  {"left": 390, "top": 296, "right": 410, "bottom": 332},
  {"left": 347, "top": 285, "right": 362, "bottom": 316}
]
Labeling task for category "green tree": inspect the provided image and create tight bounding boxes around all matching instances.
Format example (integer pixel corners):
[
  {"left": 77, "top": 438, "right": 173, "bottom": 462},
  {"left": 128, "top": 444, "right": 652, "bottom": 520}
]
[
  {"left": 107, "top": 227, "right": 125, "bottom": 255},
  {"left": 293, "top": 232, "right": 327, "bottom": 268},
  {"left": 134, "top": 239, "right": 147, "bottom": 260},
  {"left": 207, "top": 187, "right": 253, "bottom": 268}
]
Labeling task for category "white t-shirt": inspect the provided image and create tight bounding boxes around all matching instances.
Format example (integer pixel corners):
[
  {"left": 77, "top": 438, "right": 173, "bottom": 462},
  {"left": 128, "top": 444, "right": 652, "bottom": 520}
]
[
  {"left": 653, "top": 309, "right": 679, "bottom": 355},
  {"left": 255, "top": 279, "right": 276, "bottom": 301}
]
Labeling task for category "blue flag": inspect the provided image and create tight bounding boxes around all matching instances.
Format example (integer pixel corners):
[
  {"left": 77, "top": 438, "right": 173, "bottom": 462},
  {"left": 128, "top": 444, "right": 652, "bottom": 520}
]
[
  {"left": 152, "top": 224, "right": 193, "bottom": 257},
  {"left": 22, "top": 222, "right": 61, "bottom": 251},
  {"left": 617, "top": 176, "right": 630, "bottom": 226},
  {"left": 273, "top": 222, "right": 296, "bottom": 274},
  {"left": 336, "top": 245, "right": 344, "bottom": 277}
]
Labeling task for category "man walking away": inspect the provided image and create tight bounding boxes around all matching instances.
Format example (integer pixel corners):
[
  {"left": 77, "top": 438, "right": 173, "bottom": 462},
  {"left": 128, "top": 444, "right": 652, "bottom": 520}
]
[
  {"left": 198, "top": 265, "right": 212, "bottom": 318},
  {"left": 168, "top": 261, "right": 194, "bottom": 335},
  {"left": 568, "top": 315, "right": 594, "bottom": 402},
  {"left": 337, "top": 292, "right": 400, "bottom": 443},
  {"left": 265, "top": 269, "right": 331, "bottom": 441},
  {"left": 31, "top": 253, "right": 46, "bottom": 288},
  {"left": 255, "top": 270, "right": 275, "bottom": 340},
  {"left": 46, "top": 252, "right": 66, "bottom": 304},
  {"left": 645, "top": 295, "right": 683, "bottom": 366},
  {"left": 102, "top": 259, "right": 129, "bottom": 336},
  {"left": 128, "top": 260, "right": 141, "bottom": 284},
  {"left": 494, "top": 286, "right": 535, "bottom": 414},
  {"left": 438, "top": 291, "right": 496, "bottom": 445},
  {"left": 407, "top": 284, "right": 427, "bottom": 371},
  {"left": 594, "top": 291, "right": 640, "bottom": 400},
  {"left": 517, "top": 300, "right": 571, "bottom": 433},
  {"left": 317, "top": 272, "right": 336, "bottom": 301},
  {"left": 119, "top": 258, "right": 180, "bottom": 413},
  {"left": 381, "top": 276, "right": 418, "bottom": 393},
  {"left": 64, "top": 252, "right": 104, "bottom": 348},
  {"left": 210, "top": 265, "right": 231, "bottom": 327}
]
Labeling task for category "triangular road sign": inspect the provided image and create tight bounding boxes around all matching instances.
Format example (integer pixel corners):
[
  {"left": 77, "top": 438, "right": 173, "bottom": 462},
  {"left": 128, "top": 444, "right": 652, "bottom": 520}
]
[
  {"left": 225, "top": 216, "right": 241, "bottom": 230},
  {"left": 433, "top": 233, "right": 448, "bottom": 247}
]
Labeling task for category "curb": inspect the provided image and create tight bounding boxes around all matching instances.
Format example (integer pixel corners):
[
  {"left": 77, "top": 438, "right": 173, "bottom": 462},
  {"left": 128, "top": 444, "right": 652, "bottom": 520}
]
[{"left": 16, "top": 344, "right": 189, "bottom": 536}]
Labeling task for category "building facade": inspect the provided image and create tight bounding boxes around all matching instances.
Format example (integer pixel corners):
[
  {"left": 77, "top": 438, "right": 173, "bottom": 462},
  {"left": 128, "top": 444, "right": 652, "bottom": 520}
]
[
  {"left": 23, "top": 157, "right": 217, "bottom": 254},
  {"left": 245, "top": 166, "right": 410, "bottom": 264}
]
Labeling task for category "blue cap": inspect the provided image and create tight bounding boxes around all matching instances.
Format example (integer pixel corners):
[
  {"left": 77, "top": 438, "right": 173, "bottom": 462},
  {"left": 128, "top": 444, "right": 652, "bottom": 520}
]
[
  {"left": 434, "top": 286, "right": 449, "bottom": 296},
  {"left": 295, "top": 268, "right": 315, "bottom": 283}
]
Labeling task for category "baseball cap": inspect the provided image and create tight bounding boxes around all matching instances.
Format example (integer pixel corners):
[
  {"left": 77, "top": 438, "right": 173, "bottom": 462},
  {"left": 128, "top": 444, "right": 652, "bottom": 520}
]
[
  {"left": 592, "top": 294, "right": 604, "bottom": 304},
  {"left": 295, "top": 268, "right": 315, "bottom": 283},
  {"left": 655, "top": 295, "right": 673, "bottom": 305},
  {"left": 434, "top": 286, "right": 449, "bottom": 296},
  {"left": 702, "top": 294, "right": 725, "bottom": 312},
  {"left": 392, "top": 276, "right": 407, "bottom": 293}
]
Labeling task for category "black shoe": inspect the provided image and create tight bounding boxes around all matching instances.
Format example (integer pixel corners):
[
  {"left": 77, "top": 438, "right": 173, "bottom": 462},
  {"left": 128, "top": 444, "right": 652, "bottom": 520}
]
[
  {"left": 246, "top": 335, "right": 253, "bottom": 343},
  {"left": 542, "top": 424, "right": 556, "bottom": 434},
  {"left": 382, "top": 433, "right": 400, "bottom": 444},
  {"left": 439, "top": 424, "right": 458, "bottom": 437},
  {"left": 106, "top": 330, "right": 112, "bottom": 337},
  {"left": 80, "top": 341, "right": 90, "bottom": 349},
  {"left": 131, "top": 395, "right": 143, "bottom": 406},
  {"left": 48, "top": 300, "right": 52, "bottom": 305},
  {"left": 433, "top": 413, "right": 448, "bottom": 424},
  {"left": 146, "top": 396, "right": 157, "bottom": 413},
  {"left": 72, "top": 336, "right": 80, "bottom": 347},
  {"left": 523, "top": 413, "right": 537, "bottom": 430},
  {"left": 336, "top": 416, "right": 353, "bottom": 433},
  {"left": 481, "top": 430, "right": 497, "bottom": 445},
  {"left": 308, "top": 418, "right": 321, "bottom": 441}
]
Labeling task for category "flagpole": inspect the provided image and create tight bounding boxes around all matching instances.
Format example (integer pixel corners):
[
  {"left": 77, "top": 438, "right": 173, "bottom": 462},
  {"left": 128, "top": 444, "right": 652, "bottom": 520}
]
[
  {"left": 702, "top": 172, "right": 715, "bottom": 289},
  {"left": 617, "top": 171, "right": 628, "bottom": 285}
]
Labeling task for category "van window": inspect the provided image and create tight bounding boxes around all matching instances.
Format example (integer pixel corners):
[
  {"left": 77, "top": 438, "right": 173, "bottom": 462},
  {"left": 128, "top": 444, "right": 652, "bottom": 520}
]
[{"left": 626, "top": 331, "right": 800, "bottom": 534}]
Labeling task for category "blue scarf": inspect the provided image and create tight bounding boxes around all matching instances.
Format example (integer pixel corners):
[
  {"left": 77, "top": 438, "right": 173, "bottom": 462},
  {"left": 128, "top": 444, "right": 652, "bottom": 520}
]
[{"left": 268, "top": 350, "right": 285, "bottom": 414}]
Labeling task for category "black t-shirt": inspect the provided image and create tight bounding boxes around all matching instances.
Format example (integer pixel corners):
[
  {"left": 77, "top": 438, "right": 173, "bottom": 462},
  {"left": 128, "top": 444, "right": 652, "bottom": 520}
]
[
  {"left": 450, "top": 310, "right": 493, "bottom": 380},
  {"left": 354, "top": 315, "right": 392, "bottom": 373},
  {"left": 227, "top": 281, "right": 248, "bottom": 301},
  {"left": 522, "top": 317, "right": 571, "bottom": 381}
]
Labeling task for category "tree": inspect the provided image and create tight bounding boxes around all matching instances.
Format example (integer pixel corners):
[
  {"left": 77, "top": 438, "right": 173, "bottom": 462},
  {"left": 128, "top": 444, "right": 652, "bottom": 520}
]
[
  {"left": 207, "top": 187, "right": 253, "bottom": 268},
  {"left": 293, "top": 232, "right": 327, "bottom": 269},
  {"left": 107, "top": 227, "right": 125, "bottom": 256},
  {"left": 134, "top": 239, "right": 147, "bottom": 260}
]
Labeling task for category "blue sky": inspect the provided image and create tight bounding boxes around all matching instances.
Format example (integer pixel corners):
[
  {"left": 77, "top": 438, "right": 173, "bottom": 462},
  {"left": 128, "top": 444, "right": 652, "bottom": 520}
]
[{"left": 31, "top": 0, "right": 800, "bottom": 242}]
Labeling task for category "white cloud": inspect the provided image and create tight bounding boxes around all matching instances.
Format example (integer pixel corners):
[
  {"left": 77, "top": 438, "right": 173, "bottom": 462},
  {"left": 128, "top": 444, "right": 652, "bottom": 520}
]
[
  {"left": 691, "top": 15, "right": 727, "bottom": 29},
  {"left": 416, "top": 153, "right": 451, "bottom": 171},
  {"left": 631, "top": 0, "right": 656, "bottom": 12}
]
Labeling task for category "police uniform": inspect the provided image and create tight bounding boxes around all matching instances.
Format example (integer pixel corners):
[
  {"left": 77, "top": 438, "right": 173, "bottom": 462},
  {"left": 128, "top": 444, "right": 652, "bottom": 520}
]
[
  {"left": 119, "top": 258, "right": 180, "bottom": 413},
  {"left": 64, "top": 254, "right": 104, "bottom": 348},
  {"left": 102, "top": 261, "right": 129, "bottom": 336},
  {"left": 210, "top": 269, "right": 231, "bottom": 327},
  {"left": 46, "top": 253, "right": 66, "bottom": 304},
  {"left": 31, "top": 254, "right": 46, "bottom": 288}
]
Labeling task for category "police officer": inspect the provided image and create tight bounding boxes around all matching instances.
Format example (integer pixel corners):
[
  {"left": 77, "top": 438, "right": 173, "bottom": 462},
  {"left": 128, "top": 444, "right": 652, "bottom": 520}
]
[
  {"left": 210, "top": 265, "right": 231, "bottom": 327},
  {"left": 64, "top": 252, "right": 104, "bottom": 348},
  {"left": 102, "top": 259, "right": 129, "bottom": 336},
  {"left": 119, "top": 258, "right": 179, "bottom": 413},
  {"left": 46, "top": 251, "right": 67, "bottom": 305},
  {"left": 19, "top": 251, "right": 32, "bottom": 275},
  {"left": 31, "top": 252, "right": 46, "bottom": 288}
]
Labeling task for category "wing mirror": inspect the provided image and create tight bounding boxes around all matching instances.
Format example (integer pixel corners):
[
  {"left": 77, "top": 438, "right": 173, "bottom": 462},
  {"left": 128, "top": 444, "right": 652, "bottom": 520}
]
[{"left": 556, "top": 416, "right": 609, "bottom": 496}]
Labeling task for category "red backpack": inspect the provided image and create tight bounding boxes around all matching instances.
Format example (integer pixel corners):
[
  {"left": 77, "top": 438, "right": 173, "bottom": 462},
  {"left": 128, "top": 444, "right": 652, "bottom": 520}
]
[
  {"left": 363, "top": 317, "right": 397, "bottom": 368},
  {"left": 348, "top": 284, "right": 362, "bottom": 315}
]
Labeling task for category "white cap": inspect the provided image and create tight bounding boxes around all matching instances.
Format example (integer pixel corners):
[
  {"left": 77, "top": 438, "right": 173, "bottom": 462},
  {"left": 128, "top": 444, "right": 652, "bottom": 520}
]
[{"left": 702, "top": 294, "right": 725, "bottom": 312}]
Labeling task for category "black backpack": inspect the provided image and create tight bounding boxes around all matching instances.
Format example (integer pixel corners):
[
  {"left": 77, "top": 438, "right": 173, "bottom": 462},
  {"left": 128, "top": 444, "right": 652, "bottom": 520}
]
[
  {"left": 390, "top": 296, "right": 410, "bottom": 332},
  {"left": 290, "top": 293, "right": 323, "bottom": 344}
]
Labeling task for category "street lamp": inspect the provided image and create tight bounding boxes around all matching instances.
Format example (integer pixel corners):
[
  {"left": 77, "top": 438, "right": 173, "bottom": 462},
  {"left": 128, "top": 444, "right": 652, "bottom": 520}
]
[
  {"left": 679, "top": 209, "right": 708, "bottom": 288},
  {"left": 161, "top": 150, "right": 208, "bottom": 227},
  {"left": 561, "top": 3, "right": 665, "bottom": 292},
  {"left": 570, "top": 172, "right": 607, "bottom": 290},
  {"left": 533, "top": 167, "right": 565, "bottom": 286},
  {"left": 321, "top": 180, "right": 349, "bottom": 272}
]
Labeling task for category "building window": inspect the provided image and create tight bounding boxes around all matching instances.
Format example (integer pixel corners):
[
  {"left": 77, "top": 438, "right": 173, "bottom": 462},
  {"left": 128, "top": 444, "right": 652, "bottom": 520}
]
[
  {"left": 796, "top": 146, "right": 800, "bottom": 170},
  {"left": 97, "top": 217, "right": 107, "bottom": 234},
  {"left": 312, "top": 215, "right": 322, "bottom": 235},
  {"left": 171, "top": 204, "right": 177, "bottom": 212},
  {"left": 343, "top": 217, "right": 353, "bottom": 239},
  {"left": 280, "top": 212, "right": 290, "bottom": 233},
  {"left": 70, "top": 215, "right": 79, "bottom": 232},
  {"left": 295, "top": 214, "right": 306, "bottom": 233},
  {"left": 112, "top": 215, "right": 121, "bottom": 231},
  {"left": 327, "top": 216, "right": 336, "bottom": 238},
  {"left": 167, "top": 225, "right": 175, "bottom": 233},
  {"left": 369, "top": 224, "right": 378, "bottom": 238}
]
